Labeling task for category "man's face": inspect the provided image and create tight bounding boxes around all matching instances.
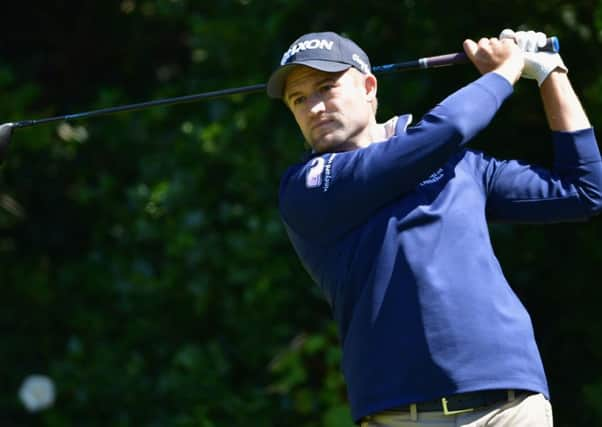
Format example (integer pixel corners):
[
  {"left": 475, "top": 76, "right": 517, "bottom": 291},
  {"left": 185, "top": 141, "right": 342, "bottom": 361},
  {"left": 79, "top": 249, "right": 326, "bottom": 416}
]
[{"left": 283, "top": 66, "right": 375, "bottom": 153}]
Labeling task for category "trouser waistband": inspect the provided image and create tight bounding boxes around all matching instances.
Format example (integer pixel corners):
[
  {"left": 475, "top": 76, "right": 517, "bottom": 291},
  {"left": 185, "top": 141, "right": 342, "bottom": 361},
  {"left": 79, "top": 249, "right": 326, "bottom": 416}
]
[{"left": 364, "top": 389, "right": 533, "bottom": 420}]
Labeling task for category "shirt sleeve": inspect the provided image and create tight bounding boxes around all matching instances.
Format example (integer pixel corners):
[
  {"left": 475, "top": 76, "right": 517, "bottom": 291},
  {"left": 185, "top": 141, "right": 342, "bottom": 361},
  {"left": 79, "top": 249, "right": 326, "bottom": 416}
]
[
  {"left": 483, "top": 128, "right": 602, "bottom": 222},
  {"left": 279, "top": 72, "right": 514, "bottom": 243}
]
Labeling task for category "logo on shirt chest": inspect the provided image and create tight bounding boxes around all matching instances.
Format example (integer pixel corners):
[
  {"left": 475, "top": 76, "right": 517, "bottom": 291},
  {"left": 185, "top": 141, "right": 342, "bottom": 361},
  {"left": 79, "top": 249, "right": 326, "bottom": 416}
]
[{"left": 419, "top": 168, "right": 445, "bottom": 186}]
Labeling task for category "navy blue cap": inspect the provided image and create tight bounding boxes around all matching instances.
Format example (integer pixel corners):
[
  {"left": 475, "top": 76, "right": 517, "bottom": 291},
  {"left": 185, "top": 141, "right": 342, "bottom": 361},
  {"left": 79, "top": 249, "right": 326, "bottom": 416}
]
[{"left": 267, "top": 31, "right": 372, "bottom": 99}]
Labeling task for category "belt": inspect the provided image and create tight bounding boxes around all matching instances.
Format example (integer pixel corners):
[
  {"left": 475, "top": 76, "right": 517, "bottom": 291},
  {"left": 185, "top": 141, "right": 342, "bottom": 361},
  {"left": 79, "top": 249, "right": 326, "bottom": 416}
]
[{"left": 394, "top": 389, "right": 530, "bottom": 416}]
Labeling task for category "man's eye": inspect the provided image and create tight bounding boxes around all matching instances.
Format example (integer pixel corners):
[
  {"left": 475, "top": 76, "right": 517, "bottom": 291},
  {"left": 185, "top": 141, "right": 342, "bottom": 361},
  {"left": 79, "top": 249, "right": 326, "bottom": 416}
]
[
  {"left": 293, "top": 96, "right": 306, "bottom": 106},
  {"left": 320, "top": 84, "right": 334, "bottom": 92}
]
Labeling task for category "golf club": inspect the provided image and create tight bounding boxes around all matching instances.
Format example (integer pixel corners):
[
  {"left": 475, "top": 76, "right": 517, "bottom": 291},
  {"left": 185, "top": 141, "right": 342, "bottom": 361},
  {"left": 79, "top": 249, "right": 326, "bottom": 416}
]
[{"left": 0, "top": 36, "right": 559, "bottom": 162}]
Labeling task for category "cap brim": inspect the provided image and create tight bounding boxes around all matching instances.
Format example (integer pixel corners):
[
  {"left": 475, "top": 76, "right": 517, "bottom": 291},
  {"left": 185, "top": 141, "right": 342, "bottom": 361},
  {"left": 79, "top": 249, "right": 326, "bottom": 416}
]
[{"left": 266, "top": 60, "right": 352, "bottom": 99}]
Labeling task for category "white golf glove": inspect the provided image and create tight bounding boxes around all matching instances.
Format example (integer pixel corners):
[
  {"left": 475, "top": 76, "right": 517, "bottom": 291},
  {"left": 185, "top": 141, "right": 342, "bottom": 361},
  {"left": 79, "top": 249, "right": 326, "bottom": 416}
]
[{"left": 499, "top": 28, "right": 568, "bottom": 86}]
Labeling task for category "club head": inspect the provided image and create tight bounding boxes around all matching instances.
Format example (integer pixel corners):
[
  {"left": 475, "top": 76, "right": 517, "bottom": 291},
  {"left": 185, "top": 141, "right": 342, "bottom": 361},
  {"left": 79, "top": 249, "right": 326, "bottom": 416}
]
[{"left": 0, "top": 123, "right": 14, "bottom": 163}]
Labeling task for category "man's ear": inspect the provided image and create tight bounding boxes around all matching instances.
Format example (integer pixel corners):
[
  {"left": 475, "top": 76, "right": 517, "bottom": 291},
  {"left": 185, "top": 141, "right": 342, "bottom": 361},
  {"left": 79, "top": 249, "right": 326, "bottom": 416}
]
[{"left": 364, "top": 74, "right": 377, "bottom": 102}]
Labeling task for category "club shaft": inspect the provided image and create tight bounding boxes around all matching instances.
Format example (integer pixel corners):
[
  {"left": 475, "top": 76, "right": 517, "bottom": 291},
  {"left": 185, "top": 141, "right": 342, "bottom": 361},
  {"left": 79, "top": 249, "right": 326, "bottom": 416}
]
[
  {"left": 373, "top": 52, "right": 469, "bottom": 74},
  {"left": 11, "top": 84, "right": 268, "bottom": 129},
  {"left": 7, "top": 36, "right": 559, "bottom": 129},
  {"left": 10, "top": 54, "right": 464, "bottom": 129}
]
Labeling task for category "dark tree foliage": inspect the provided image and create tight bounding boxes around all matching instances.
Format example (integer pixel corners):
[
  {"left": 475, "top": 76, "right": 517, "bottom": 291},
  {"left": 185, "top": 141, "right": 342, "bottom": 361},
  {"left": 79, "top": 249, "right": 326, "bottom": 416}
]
[{"left": 1, "top": 1, "right": 601, "bottom": 426}]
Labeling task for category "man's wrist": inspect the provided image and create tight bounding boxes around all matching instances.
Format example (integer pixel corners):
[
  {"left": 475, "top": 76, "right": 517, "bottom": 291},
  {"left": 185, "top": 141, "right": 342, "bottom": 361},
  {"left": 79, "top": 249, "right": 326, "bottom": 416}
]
[
  {"left": 539, "top": 66, "right": 568, "bottom": 87},
  {"left": 491, "top": 55, "right": 523, "bottom": 86},
  {"left": 492, "top": 64, "right": 520, "bottom": 86}
]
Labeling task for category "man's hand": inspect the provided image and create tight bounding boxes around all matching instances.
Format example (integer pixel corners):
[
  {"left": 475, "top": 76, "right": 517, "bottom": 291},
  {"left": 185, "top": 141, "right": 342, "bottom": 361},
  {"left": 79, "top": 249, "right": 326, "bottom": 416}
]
[
  {"left": 497, "top": 29, "right": 587, "bottom": 131},
  {"left": 499, "top": 29, "right": 568, "bottom": 86},
  {"left": 463, "top": 37, "right": 524, "bottom": 85}
]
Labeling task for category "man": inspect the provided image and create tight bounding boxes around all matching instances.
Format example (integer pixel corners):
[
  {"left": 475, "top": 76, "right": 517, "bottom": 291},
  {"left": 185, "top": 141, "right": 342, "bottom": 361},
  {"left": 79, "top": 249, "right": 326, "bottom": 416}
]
[{"left": 267, "top": 29, "right": 602, "bottom": 426}]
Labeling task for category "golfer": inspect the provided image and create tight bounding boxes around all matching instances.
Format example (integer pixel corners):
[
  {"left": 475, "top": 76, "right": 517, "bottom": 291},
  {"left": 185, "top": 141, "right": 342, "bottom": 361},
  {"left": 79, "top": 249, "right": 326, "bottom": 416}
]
[{"left": 267, "top": 29, "right": 602, "bottom": 426}]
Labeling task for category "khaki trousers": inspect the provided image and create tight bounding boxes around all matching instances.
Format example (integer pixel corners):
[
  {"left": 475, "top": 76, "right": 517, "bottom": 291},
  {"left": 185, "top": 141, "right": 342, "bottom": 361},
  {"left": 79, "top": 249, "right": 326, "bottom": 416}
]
[{"left": 360, "top": 393, "right": 553, "bottom": 427}]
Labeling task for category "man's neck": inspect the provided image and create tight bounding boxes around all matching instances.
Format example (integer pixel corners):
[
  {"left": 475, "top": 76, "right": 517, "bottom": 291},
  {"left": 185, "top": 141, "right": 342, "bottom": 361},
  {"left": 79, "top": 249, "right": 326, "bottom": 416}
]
[{"left": 330, "top": 117, "right": 398, "bottom": 153}]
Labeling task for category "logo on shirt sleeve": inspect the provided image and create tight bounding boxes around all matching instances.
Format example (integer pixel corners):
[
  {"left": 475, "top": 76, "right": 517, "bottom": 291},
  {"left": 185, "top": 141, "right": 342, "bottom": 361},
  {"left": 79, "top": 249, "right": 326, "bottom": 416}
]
[
  {"left": 305, "top": 154, "right": 337, "bottom": 191},
  {"left": 306, "top": 157, "right": 325, "bottom": 188}
]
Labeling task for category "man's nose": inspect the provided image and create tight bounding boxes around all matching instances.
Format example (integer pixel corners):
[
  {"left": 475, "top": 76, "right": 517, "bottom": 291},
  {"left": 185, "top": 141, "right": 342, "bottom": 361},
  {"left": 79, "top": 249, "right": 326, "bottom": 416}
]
[{"left": 308, "top": 93, "right": 326, "bottom": 115}]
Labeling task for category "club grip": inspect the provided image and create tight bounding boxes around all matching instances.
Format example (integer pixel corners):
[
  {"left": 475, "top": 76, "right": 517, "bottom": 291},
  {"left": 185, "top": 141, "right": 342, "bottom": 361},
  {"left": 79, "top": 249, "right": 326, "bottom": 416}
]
[
  {"left": 541, "top": 36, "right": 560, "bottom": 53},
  {"left": 419, "top": 35, "right": 560, "bottom": 69}
]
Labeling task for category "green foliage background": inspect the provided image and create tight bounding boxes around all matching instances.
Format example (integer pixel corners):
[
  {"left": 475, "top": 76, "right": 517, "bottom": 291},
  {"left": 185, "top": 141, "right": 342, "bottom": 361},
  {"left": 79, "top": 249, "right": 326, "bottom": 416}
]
[{"left": 1, "top": 1, "right": 601, "bottom": 426}]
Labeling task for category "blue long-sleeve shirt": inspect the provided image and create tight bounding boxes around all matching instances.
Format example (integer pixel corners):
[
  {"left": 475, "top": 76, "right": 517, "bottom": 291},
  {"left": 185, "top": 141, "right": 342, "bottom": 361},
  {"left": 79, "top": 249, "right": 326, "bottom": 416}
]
[{"left": 278, "top": 72, "right": 602, "bottom": 422}]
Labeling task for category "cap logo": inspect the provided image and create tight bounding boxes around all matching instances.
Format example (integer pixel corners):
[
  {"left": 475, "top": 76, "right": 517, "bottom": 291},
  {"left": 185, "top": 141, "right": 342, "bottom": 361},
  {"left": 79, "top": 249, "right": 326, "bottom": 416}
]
[
  {"left": 352, "top": 54, "right": 370, "bottom": 73},
  {"left": 280, "top": 39, "right": 334, "bottom": 65}
]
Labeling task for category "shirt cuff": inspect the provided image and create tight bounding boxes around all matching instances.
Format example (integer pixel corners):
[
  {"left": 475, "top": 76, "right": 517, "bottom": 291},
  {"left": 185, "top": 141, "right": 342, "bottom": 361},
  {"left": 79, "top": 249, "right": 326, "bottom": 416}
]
[{"left": 553, "top": 128, "right": 601, "bottom": 166}]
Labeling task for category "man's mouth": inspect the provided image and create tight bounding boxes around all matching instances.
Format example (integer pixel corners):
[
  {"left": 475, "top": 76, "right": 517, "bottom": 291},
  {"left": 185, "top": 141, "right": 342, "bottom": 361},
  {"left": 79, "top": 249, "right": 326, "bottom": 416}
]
[{"left": 311, "top": 119, "right": 335, "bottom": 134}]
